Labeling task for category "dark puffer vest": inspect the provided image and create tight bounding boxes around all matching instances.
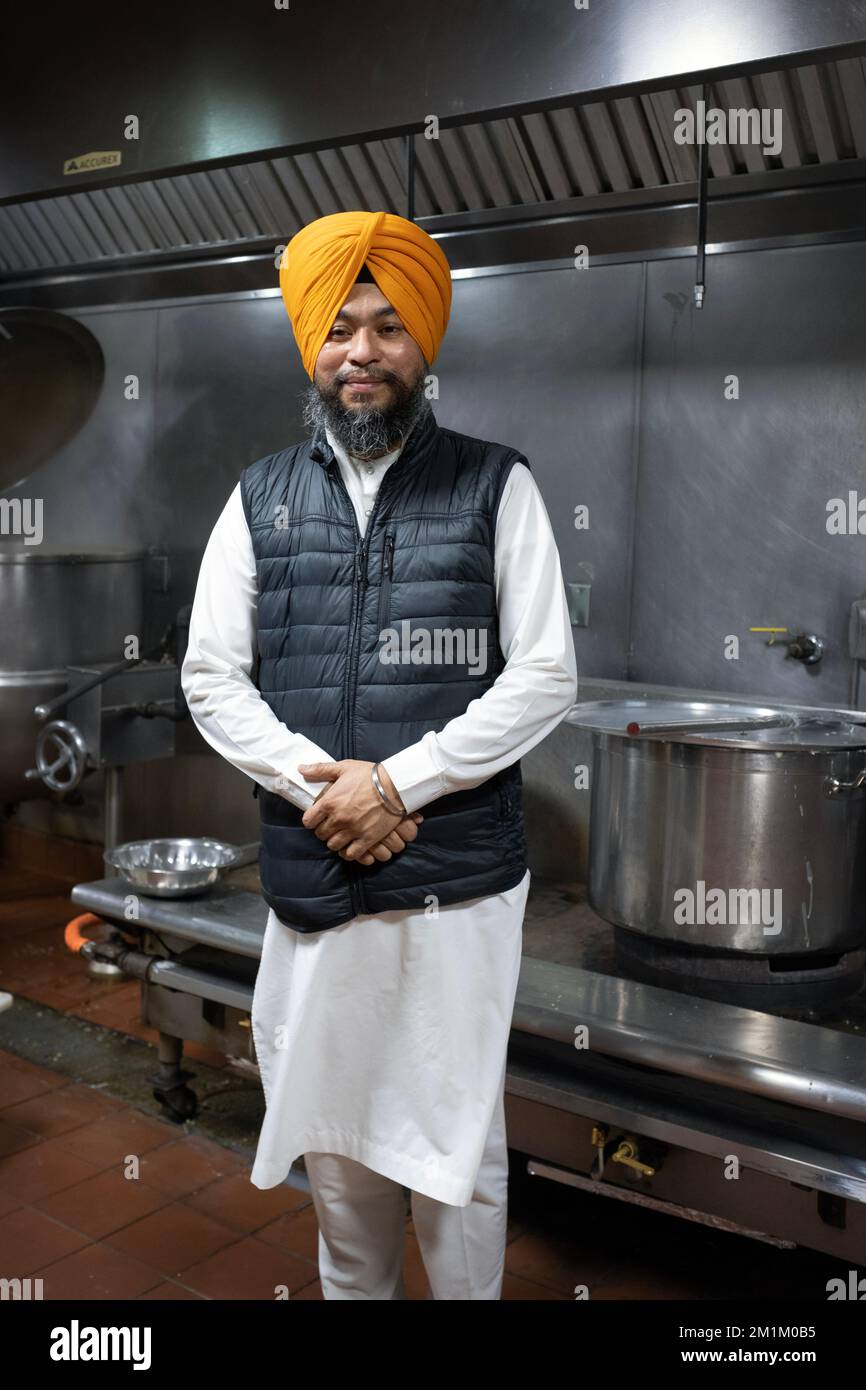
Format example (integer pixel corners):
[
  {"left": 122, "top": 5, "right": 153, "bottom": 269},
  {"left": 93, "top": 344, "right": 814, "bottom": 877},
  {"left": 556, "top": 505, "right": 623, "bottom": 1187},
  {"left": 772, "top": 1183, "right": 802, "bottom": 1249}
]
[{"left": 239, "top": 407, "right": 529, "bottom": 933}]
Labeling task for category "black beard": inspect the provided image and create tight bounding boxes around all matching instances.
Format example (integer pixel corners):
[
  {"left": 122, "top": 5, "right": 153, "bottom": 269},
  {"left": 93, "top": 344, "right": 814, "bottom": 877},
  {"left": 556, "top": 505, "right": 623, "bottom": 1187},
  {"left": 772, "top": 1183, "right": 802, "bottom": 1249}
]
[{"left": 301, "top": 362, "right": 431, "bottom": 460}]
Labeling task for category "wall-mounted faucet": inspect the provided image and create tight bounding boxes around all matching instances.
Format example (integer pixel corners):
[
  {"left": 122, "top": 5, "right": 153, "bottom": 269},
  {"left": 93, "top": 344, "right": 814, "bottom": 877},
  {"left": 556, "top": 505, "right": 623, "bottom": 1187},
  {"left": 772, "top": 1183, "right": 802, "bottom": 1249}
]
[
  {"left": 762, "top": 630, "right": 824, "bottom": 665},
  {"left": 784, "top": 633, "right": 824, "bottom": 665}
]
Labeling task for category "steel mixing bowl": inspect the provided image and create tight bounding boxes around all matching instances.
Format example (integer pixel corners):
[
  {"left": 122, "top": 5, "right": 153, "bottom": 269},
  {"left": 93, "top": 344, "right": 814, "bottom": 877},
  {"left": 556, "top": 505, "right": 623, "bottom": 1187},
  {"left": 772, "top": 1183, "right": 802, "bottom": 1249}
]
[{"left": 103, "top": 837, "right": 258, "bottom": 897}]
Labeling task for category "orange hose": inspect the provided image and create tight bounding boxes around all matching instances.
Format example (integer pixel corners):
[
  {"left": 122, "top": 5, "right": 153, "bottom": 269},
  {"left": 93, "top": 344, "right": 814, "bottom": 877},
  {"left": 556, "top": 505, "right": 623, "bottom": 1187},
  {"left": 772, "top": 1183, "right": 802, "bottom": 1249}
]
[{"left": 64, "top": 913, "right": 105, "bottom": 954}]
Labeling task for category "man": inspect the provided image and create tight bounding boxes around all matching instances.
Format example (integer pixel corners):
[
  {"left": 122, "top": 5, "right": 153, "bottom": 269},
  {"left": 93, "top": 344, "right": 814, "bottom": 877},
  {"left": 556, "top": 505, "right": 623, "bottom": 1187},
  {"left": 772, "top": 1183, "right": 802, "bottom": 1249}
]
[{"left": 181, "top": 208, "right": 577, "bottom": 1300}]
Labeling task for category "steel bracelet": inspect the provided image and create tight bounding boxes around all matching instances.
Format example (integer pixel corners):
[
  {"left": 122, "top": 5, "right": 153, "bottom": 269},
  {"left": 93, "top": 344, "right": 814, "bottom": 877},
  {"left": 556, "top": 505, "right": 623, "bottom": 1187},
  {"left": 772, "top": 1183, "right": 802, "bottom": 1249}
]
[{"left": 371, "top": 762, "right": 407, "bottom": 816}]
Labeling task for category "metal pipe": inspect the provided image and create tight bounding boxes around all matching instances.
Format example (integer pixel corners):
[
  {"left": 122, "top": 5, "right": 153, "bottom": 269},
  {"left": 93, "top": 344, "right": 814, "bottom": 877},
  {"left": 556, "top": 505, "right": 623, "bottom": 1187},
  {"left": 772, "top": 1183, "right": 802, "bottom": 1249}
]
[{"left": 694, "top": 84, "right": 708, "bottom": 308}]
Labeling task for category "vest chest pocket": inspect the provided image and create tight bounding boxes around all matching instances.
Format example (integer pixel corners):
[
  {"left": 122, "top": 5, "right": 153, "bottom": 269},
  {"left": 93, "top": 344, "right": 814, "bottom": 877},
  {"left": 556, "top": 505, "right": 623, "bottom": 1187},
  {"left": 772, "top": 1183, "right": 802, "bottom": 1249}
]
[{"left": 377, "top": 531, "right": 396, "bottom": 632}]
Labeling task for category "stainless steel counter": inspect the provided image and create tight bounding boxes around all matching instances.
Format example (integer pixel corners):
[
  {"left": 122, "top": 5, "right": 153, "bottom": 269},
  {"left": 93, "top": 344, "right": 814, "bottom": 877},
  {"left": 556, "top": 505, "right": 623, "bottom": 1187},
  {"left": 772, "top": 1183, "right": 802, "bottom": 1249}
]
[{"left": 71, "top": 873, "right": 866, "bottom": 1123}]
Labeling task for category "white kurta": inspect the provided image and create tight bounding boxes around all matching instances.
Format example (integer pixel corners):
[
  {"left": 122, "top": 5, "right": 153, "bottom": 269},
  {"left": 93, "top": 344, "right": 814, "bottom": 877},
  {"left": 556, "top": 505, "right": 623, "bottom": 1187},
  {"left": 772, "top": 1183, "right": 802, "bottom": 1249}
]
[{"left": 181, "top": 423, "right": 577, "bottom": 1205}]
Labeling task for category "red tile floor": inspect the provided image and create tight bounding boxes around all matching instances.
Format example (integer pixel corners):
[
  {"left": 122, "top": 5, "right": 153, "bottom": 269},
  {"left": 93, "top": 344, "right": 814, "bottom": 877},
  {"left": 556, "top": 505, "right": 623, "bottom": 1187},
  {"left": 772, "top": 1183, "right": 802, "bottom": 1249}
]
[{"left": 0, "top": 851, "right": 860, "bottom": 1300}]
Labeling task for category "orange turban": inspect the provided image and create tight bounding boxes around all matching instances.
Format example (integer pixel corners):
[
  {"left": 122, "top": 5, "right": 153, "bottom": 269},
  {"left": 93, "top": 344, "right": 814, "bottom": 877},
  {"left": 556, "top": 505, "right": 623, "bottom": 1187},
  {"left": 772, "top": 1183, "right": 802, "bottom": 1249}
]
[{"left": 279, "top": 210, "right": 452, "bottom": 379}]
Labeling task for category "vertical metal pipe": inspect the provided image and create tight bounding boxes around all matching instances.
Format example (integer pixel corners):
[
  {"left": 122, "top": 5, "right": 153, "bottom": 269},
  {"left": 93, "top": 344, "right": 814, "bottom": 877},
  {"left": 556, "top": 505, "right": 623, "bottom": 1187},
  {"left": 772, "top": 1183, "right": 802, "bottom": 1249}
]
[
  {"left": 407, "top": 131, "right": 416, "bottom": 221},
  {"left": 103, "top": 765, "right": 124, "bottom": 874},
  {"left": 694, "top": 84, "right": 708, "bottom": 308}
]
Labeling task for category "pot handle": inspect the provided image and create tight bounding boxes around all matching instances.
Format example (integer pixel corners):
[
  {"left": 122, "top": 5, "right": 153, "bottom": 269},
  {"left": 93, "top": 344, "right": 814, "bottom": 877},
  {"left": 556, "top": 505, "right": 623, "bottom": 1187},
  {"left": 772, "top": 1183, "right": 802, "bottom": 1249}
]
[
  {"left": 226, "top": 841, "right": 261, "bottom": 868},
  {"left": 825, "top": 767, "right": 866, "bottom": 797}
]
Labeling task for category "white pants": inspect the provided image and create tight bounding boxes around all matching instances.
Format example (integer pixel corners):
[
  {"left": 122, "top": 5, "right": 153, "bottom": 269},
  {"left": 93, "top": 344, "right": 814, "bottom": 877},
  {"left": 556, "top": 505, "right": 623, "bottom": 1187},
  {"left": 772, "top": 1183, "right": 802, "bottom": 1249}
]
[{"left": 304, "top": 1055, "right": 510, "bottom": 1300}]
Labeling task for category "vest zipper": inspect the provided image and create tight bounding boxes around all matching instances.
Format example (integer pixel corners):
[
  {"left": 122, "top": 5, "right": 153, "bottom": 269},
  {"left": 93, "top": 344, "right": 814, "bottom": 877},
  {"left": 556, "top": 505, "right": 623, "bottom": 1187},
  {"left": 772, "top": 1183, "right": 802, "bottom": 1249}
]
[
  {"left": 330, "top": 464, "right": 394, "bottom": 916},
  {"left": 377, "top": 532, "right": 396, "bottom": 633}
]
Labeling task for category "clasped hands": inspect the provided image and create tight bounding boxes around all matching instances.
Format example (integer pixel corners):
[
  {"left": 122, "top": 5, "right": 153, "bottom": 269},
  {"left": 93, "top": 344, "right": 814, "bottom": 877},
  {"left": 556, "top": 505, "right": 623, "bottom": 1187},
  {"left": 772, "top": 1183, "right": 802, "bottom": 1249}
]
[{"left": 297, "top": 759, "right": 422, "bottom": 866}]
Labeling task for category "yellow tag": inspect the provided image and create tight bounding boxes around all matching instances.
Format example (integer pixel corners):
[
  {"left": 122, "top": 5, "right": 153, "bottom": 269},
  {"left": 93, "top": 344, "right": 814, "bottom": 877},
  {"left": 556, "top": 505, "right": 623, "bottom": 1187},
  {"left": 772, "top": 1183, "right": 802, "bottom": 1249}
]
[{"left": 63, "top": 151, "right": 122, "bottom": 176}]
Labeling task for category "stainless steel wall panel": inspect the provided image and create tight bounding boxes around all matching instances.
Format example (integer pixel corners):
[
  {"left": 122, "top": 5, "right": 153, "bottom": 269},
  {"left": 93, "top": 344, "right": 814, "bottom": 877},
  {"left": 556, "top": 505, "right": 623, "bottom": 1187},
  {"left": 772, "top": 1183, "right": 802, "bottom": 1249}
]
[
  {"left": 632, "top": 241, "right": 866, "bottom": 703},
  {"left": 435, "top": 263, "right": 644, "bottom": 679},
  {"left": 1, "top": 307, "right": 158, "bottom": 552},
  {"left": 151, "top": 297, "right": 308, "bottom": 558}
]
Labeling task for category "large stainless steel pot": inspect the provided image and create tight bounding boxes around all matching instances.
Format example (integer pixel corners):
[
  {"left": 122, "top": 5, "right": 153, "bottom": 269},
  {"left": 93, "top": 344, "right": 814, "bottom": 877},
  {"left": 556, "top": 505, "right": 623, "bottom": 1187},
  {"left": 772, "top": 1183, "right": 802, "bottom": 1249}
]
[
  {"left": 0, "top": 548, "right": 146, "bottom": 803},
  {"left": 574, "top": 699, "right": 866, "bottom": 957}
]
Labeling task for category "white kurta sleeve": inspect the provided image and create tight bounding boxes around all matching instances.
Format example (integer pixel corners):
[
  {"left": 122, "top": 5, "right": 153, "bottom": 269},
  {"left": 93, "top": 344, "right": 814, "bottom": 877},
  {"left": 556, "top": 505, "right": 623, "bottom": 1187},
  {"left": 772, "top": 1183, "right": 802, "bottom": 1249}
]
[
  {"left": 379, "top": 462, "right": 578, "bottom": 814},
  {"left": 180, "top": 482, "right": 334, "bottom": 811}
]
